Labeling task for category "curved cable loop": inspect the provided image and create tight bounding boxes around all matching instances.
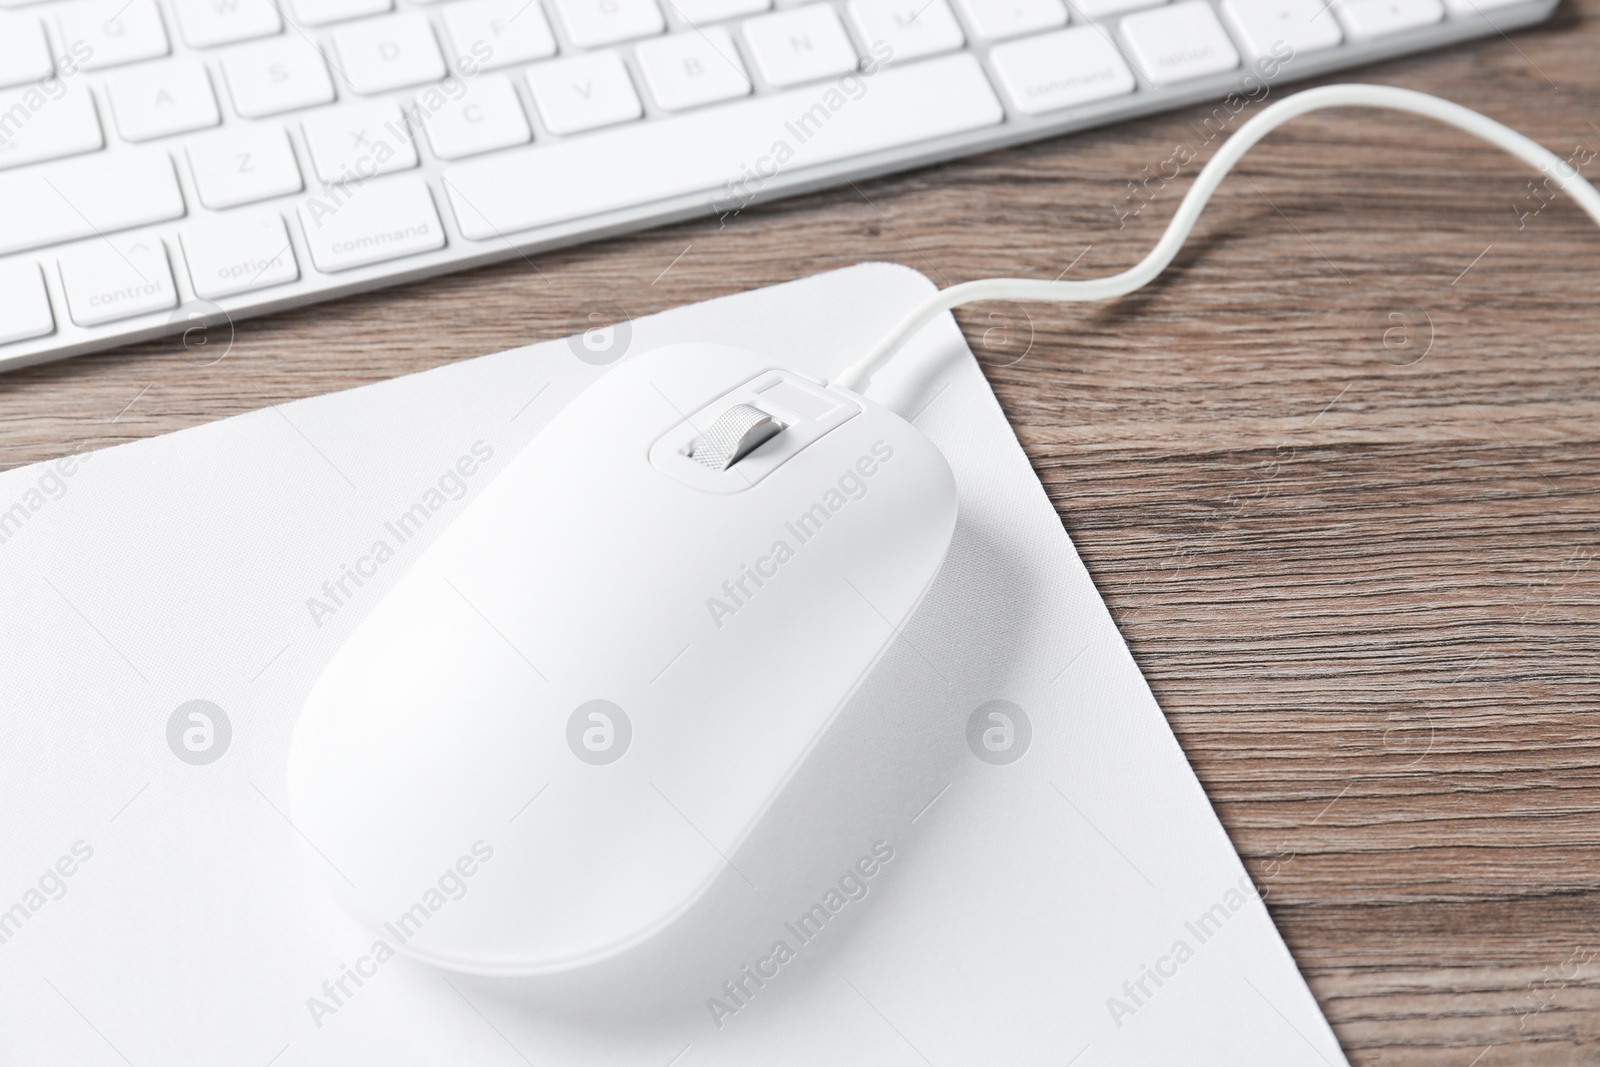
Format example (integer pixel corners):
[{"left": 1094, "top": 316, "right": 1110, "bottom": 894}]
[{"left": 834, "top": 83, "right": 1600, "bottom": 393}]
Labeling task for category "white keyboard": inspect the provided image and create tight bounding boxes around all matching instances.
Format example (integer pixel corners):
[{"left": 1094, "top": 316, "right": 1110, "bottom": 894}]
[{"left": 0, "top": 0, "right": 1557, "bottom": 370}]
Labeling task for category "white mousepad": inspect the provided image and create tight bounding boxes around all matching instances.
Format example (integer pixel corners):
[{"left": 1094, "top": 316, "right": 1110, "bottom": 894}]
[{"left": 0, "top": 263, "right": 1347, "bottom": 1066}]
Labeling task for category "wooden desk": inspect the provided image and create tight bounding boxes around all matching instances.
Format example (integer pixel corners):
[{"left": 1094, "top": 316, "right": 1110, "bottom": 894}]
[{"left": 4, "top": 7, "right": 1597, "bottom": 1061}]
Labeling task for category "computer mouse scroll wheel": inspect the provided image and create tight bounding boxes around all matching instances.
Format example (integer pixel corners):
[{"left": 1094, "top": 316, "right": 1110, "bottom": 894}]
[{"left": 691, "top": 404, "right": 783, "bottom": 471}]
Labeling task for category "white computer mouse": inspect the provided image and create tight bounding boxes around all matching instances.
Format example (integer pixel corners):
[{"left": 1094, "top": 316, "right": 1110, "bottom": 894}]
[{"left": 287, "top": 342, "right": 957, "bottom": 976}]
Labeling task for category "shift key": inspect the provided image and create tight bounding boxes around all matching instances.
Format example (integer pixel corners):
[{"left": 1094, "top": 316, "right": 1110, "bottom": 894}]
[
  {"left": 0, "top": 150, "right": 183, "bottom": 256},
  {"left": 298, "top": 177, "right": 445, "bottom": 273}
]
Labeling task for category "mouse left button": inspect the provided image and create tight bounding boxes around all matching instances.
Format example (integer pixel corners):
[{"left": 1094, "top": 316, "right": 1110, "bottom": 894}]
[{"left": 690, "top": 403, "right": 782, "bottom": 471}]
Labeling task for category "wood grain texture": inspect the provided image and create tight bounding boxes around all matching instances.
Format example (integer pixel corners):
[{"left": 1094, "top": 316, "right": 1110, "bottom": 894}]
[{"left": 4, "top": 3, "right": 1599, "bottom": 1060}]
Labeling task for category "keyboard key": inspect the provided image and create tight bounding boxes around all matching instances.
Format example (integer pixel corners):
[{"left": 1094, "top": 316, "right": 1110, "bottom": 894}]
[
  {"left": 186, "top": 124, "right": 303, "bottom": 208},
  {"left": 1333, "top": 0, "right": 1442, "bottom": 37},
  {"left": 108, "top": 58, "right": 222, "bottom": 142},
  {"left": 58, "top": 0, "right": 170, "bottom": 70},
  {"left": 181, "top": 211, "right": 298, "bottom": 297},
  {"left": 953, "top": 0, "right": 1067, "bottom": 40},
  {"left": 989, "top": 25, "right": 1134, "bottom": 114},
  {"left": 848, "top": 0, "right": 964, "bottom": 62},
  {"left": 1120, "top": 1, "right": 1240, "bottom": 86},
  {"left": 0, "top": 14, "right": 54, "bottom": 88},
  {"left": 742, "top": 5, "right": 859, "bottom": 87},
  {"left": 419, "top": 74, "right": 531, "bottom": 159},
  {"left": 442, "top": 0, "right": 558, "bottom": 70},
  {"left": 1073, "top": 0, "right": 1161, "bottom": 19},
  {"left": 1443, "top": 0, "right": 1522, "bottom": 13},
  {"left": 665, "top": 0, "right": 768, "bottom": 24},
  {"left": 298, "top": 176, "right": 444, "bottom": 271},
  {"left": 302, "top": 100, "right": 418, "bottom": 183},
  {"left": 0, "top": 151, "right": 184, "bottom": 256},
  {"left": 447, "top": 52, "right": 1001, "bottom": 237},
  {"left": 0, "top": 261, "right": 54, "bottom": 345},
  {"left": 170, "top": 0, "right": 282, "bottom": 48},
  {"left": 222, "top": 36, "right": 336, "bottom": 117},
  {"left": 636, "top": 27, "right": 751, "bottom": 111},
  {"left": 551, "top": 0, "right": 664, "bottom": 47},
  {"left": 335, "top": 13, "right": 448, "bottom": 93},
  {"left": 525, "top": 51, "right": 642, "bottom": 134},
  {"left": 0, "top": 81, "right": 102, "bottom": 171},
  {"left": 291, "top": 0, "right": 392, "bottom": 26},
  {"left": 59, "top": 236, "right": 178, "bottom": 326},
  {"left": 1221, "top": 0, "right": 1340, "bottom": 58}
]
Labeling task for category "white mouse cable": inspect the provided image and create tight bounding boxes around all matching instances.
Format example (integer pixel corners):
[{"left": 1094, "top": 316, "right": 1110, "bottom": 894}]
[{"left": 833, "top": 83, "right": 1600, "bottom": 393}]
